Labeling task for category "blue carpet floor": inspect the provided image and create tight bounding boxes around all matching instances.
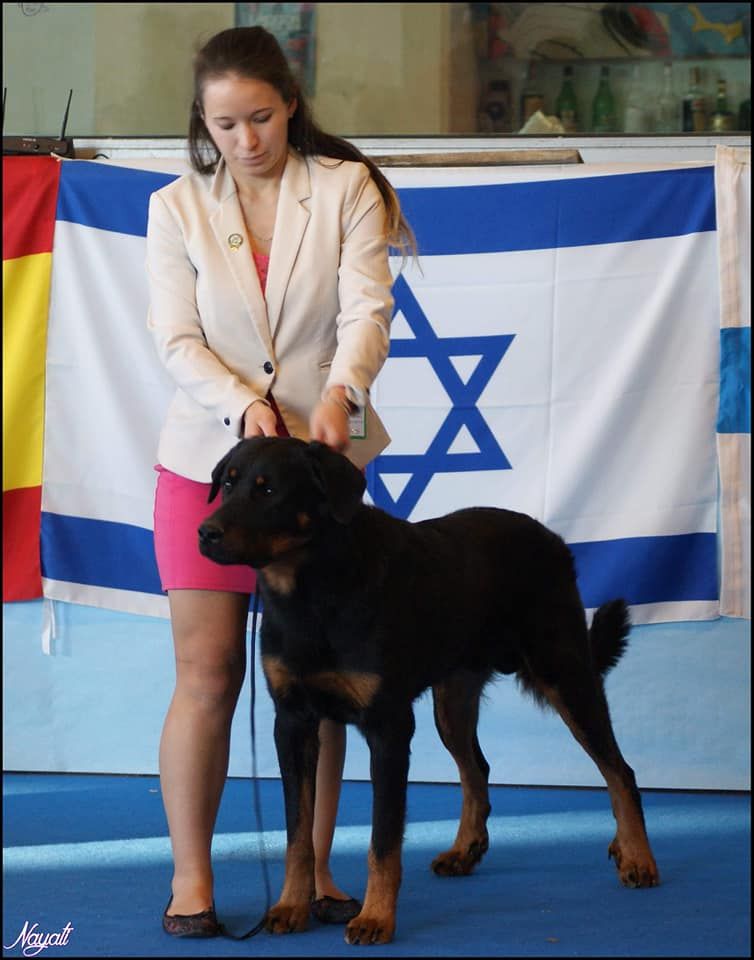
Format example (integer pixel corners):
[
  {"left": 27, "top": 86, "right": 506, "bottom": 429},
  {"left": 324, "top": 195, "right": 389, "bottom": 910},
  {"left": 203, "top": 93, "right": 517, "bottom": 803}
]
[{"left": 2, "top": 773, "right": 750, "bottom": 957}]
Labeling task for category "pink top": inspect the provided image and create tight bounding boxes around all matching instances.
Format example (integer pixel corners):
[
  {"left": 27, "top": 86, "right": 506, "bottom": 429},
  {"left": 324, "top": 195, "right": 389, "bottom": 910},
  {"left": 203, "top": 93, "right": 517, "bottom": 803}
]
[
  {"left": 250, "top": 250, "right": 287, "bottom": 437},
  {"left": 252, "top": 250, "right": 270, "bottom": 293}
]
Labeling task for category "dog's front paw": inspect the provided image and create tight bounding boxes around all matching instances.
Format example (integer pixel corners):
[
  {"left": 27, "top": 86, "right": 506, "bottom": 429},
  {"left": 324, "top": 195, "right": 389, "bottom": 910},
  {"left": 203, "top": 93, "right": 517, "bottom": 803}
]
[
  {"left": 608, "top": 838, "right": 660, "bottom": 888},
  {"left": 265, "top": 900, "right": 310, "bottom": 934},
  {"left": 344, "top": 910, "right": 395, "bottom": 945}
]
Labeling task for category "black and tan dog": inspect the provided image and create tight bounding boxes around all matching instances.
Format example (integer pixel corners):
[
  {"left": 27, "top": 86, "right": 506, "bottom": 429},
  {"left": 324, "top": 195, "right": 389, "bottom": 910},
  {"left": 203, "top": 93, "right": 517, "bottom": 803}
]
[{"left": 199, "top": 436, "right": 659, "bottom": 945}]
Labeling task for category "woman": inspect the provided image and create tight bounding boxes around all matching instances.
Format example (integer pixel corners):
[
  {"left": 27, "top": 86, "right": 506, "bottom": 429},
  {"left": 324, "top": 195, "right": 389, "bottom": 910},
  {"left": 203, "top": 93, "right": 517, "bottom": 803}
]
[{"left": 147, "top": 26, "right": 414, "bottom": 937}]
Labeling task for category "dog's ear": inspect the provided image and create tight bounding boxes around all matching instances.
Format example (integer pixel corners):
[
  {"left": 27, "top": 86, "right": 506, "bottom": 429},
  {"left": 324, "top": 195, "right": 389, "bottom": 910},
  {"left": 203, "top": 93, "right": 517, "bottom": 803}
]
[
  {"left": 208, "top": 445, "right": 239, "bottom": 503},
  {"left": 305, "top": 441, "right": 366, "bottom": 524}
]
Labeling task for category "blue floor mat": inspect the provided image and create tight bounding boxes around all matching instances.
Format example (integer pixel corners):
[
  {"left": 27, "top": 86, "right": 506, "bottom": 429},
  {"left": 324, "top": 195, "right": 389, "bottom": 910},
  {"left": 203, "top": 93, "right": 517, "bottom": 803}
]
[{"left": 2, "top": 774, "right": 750, "bottom": 957}]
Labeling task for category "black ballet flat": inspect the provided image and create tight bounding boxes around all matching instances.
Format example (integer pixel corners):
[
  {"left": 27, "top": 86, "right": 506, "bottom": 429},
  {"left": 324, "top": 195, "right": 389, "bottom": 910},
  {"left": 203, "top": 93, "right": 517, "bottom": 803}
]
[
  {"left": 162, "top": 894, "right": 222, "bottom": 938},
  {"left": 311, "top": 895, "right": 361, "bottom": 924}
]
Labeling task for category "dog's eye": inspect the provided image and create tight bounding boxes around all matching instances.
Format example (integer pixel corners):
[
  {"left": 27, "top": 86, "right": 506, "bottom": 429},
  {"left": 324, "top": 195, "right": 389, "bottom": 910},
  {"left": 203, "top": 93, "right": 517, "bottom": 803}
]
[
  {"left": 223, "top": 480, "right": 234, "bottom": 492},
  {"left": 261, "top": 485, "right": 274, "bottom": 496}
]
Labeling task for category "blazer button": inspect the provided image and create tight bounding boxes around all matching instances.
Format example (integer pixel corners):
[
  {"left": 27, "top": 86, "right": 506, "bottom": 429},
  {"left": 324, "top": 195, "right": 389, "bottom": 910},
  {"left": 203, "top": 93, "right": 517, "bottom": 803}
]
[
  {"left": 263, "top": 361, "right": 274, "bottom": 375},
  {"left": 223, "top": 417, "right": 230, "bottom": 426}
]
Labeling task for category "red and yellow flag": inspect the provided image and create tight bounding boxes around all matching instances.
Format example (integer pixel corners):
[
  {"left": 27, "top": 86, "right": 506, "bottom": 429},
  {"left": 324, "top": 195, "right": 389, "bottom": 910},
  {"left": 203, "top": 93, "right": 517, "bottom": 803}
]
[{"left": 2, "top": 156, "right": 61, "bottom": 600}]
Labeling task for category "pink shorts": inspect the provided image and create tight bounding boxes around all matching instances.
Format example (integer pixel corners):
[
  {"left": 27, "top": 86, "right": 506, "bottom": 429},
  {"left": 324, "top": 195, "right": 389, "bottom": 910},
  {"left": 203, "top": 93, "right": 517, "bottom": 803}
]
[
  {"left": 153, "top": 465, "right": 257, "bottom": 594},
  {"left": 154, "top": 392, "right": 289, "bottom": 593}
]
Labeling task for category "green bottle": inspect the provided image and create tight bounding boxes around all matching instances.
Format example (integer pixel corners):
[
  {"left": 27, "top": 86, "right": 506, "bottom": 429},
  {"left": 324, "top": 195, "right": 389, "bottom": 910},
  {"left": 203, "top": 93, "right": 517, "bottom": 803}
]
[
  {"left": 592, "top": 65, "right": 617, "bottom": 133},
  {"left": 555, "top": 65, "right": 579, "bottom": 132},
  {"left": 738, "top": 96, "right": 751, "bottom": 131}
]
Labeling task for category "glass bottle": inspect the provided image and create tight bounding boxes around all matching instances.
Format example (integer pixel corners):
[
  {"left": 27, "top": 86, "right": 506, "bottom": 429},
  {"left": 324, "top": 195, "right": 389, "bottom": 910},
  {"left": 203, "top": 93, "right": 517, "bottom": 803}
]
[
  {"left": 519, "top": 61, "right": 545, "bottom": 128},
  {"left": 591, "top": 66, "right": 617, "bottom": 133},
  {"left": 479, "top": 79, "right": 512, "bottom": 133},
  {"left": 656, "top": 62, "right": 679, "bottom": 133},
  {"left": 555, "top": 65, "right": 579, "bottom": 132},
  {"left": 623, "top": 64, "right": 648, "bottom": 133},
  {"left": 738, "top": 95, "right": 751, "bottom": 131},
  {"left": 710, "top": 76, "right": 735, "bottom": 131},
  {"left": 682, "top": 67, "right": 706, "bottom": 132}
]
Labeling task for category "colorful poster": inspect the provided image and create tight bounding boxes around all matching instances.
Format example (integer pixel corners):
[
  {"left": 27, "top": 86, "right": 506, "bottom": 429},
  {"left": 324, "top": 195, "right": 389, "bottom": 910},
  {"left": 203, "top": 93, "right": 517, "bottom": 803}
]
[
  {"left": 235, "top": 2, "right": 317, "bottom": 95},
  {"left": 478, "top": 2, "right": 751, "bottom": 60}
]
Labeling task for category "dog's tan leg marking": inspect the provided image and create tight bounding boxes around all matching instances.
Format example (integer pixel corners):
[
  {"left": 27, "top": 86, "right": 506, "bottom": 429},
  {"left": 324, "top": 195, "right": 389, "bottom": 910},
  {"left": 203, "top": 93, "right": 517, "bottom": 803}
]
[
  {"left": 266, "top": 773, "right": 315, "bottom": 934},
  {"left": 430, "top": 676, "right": 491, "bottom": 876},
  {"left": 539, "top": 683, "right": 659, "bottom": 888},
  {"left": 345, "top": 847, "right": 401, "bottom": 945},
  {"left": 261, "top": 655, "right": 295, "bottom": 698},
  {"left": 306, "top": 671, "right": 381, "bottom": 711}
]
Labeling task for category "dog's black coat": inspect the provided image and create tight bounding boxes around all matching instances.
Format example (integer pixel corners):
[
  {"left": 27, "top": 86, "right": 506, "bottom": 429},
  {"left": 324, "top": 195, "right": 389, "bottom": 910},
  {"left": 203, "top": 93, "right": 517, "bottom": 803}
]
[{"left": 200, "top": 436, "right": 658, "bottom": 944}]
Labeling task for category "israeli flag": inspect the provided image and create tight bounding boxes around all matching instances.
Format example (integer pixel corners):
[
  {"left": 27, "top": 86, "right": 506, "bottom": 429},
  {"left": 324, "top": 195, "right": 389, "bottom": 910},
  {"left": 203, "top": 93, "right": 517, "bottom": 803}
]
[
  {"left": 369, "top": 164, "right": 720, "bottom": 624},
  {"left": 40, "top": 160, "right": 720, "bottom": 625}
]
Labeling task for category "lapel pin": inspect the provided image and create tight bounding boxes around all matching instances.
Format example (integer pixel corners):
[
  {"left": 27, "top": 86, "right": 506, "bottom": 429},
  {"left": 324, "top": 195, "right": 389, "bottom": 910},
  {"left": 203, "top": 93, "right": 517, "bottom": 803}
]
[{"left": 228, "top": 233, "right": 244, "bottom": 250}]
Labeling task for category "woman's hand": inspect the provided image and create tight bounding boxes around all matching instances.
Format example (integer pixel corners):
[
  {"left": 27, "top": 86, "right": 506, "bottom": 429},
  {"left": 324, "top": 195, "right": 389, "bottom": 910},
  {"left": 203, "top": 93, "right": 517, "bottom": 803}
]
[
  {"left": 310, "top": 388, "right": 351, "bottom": 453},
  {"left": 242, "top": 399, "right": 279, "bottom": 439}
]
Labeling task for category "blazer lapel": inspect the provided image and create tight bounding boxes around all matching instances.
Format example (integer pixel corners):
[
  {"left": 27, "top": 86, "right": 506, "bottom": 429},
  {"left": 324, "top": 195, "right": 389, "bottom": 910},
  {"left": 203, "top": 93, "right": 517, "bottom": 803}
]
[
  {"left": 266, "top": 149, "right": 312, "bottom": 337},
  {"left": 208, "top": 160, "right": 274, "bottom": 358}
]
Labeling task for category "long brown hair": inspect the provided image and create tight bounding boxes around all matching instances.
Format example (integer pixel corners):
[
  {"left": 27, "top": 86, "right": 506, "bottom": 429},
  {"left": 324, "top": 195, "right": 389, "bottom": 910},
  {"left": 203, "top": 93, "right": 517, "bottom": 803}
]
[{"left": 188, "top": 26, "right": 416, "bottom": 259}]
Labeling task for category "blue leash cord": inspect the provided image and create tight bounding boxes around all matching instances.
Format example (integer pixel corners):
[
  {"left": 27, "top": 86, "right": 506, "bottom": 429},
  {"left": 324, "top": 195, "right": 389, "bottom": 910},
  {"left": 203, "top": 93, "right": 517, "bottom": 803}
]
[{"left": 220, "top": 588, "right": 273, "bottom": 940}]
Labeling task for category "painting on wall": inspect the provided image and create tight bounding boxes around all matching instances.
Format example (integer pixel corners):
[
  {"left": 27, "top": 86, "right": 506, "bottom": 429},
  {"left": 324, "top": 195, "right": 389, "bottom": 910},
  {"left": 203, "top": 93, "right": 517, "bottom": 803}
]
[
  {"left": 235, "top": 2, "right": 316, "bottom": 95},
  {"left": 474, "top": 2, "right": 751, "bottom": 61}
]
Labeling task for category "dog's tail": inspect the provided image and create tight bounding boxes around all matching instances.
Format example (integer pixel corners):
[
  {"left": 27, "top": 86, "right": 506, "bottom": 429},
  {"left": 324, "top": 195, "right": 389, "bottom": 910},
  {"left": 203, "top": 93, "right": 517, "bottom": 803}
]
[{"left": 589, "top": 599, "right": 631, "bottom": 677}]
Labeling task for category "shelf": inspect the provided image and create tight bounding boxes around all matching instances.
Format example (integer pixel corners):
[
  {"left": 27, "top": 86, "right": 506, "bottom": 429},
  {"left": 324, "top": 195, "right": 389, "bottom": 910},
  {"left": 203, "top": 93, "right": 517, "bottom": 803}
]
[{"left": 477, "top": 55, "right": 751, "bottom": 66}]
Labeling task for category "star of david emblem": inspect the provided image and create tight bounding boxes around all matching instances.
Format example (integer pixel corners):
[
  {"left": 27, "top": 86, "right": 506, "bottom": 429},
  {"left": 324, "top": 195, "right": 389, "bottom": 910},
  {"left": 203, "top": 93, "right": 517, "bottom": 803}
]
[{"left": 367, "top": 274, "right": 514, "bottom": 519}]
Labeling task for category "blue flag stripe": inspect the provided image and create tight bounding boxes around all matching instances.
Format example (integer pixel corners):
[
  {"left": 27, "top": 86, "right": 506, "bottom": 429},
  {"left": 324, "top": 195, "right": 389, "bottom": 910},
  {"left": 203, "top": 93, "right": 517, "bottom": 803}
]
[
  {"left": 571, "top": 532, "right": 717, "bottom": 609},
  {"left": 40, "top": 513, "right": 717, "bottom": 608},
  {"left": 396, "top": 167, "right": 716, "bottom": 255},
  {"left": 41, "top": 514, "right": 163, "bottom": 596},
  {"left": 56, "top": 163, "right": 715, "bottom": 251},
  {"left": 718, "top": 326, "right": 751, "bottom": 434},
  {"left": 57, "top": 161, "right": 178, "bottom": 237}
]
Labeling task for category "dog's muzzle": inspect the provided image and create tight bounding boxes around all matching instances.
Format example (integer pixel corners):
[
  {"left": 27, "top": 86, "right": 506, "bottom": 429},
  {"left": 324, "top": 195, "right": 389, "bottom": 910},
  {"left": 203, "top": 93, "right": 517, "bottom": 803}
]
[{"left": 198, "top": 520, "right": 224, "bottom": 553}]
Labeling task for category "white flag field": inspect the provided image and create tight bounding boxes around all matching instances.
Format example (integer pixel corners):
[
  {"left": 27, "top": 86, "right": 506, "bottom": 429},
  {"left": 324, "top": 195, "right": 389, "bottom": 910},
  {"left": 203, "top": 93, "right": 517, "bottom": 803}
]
[{"left": 39, "top": 157, "right": 741, "bottom": 626}]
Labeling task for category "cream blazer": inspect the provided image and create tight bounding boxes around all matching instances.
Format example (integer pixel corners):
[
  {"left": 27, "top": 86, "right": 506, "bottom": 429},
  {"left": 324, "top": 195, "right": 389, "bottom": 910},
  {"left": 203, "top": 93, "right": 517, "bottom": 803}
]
[{"left": 146, "top": 148, "right": 393, "bottom": 481}]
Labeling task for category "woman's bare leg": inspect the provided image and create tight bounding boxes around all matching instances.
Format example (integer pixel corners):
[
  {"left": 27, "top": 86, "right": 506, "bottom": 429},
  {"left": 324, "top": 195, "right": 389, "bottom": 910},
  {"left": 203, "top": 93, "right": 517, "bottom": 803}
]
[
  {"left": 313, "top": 717, "right": 352, "bottom": 900},
  {"left": 159, "top": 589, "right": 249, "bottom": 915}
]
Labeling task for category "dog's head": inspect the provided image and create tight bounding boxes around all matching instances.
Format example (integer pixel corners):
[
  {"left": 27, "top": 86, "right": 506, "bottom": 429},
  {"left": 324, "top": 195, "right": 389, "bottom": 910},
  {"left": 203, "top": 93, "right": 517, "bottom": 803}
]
[{"left": 198, "top": 436, "right": 366, "bottom": 570}]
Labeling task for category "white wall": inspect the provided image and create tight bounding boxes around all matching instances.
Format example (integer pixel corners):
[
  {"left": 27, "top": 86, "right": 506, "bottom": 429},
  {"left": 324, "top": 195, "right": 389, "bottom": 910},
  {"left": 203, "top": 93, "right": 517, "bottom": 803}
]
[
  {"left": 2, "top": 2, "right": 96, "bottom": 136},
  {"left": 3, "top": 600, "right": 750, "bottom": 790},
  {"left": 2, "top": 2, "right": 459, "bottom": 137}
]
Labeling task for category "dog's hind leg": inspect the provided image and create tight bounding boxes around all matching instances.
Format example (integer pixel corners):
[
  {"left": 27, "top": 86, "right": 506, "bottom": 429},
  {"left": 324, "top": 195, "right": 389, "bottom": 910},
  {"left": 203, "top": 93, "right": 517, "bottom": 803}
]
[
  {"left": 522, "top": 618, "right": 659, "bottom": 889},
  {"left": 430, "top": 669, "right": 493, "bottom": 877}
]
